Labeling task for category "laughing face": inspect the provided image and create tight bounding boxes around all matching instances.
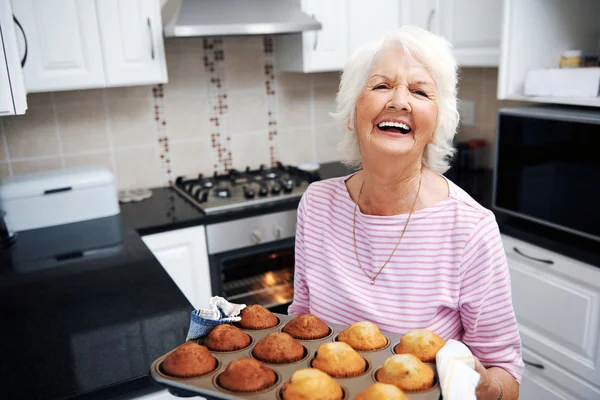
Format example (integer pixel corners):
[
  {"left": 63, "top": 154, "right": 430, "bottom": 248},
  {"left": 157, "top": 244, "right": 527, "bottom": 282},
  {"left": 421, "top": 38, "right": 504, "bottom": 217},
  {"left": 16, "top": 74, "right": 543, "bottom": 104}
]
[{"left": 354, "top": 45, "right": 438, "bottom": 168}]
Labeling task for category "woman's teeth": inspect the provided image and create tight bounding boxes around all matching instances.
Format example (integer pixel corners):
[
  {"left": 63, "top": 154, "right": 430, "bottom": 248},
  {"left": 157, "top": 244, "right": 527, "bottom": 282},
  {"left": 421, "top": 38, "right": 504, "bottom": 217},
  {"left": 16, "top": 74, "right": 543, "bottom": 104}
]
[{"left": 377, "top": 121, "right": 411, "bottom": 134}]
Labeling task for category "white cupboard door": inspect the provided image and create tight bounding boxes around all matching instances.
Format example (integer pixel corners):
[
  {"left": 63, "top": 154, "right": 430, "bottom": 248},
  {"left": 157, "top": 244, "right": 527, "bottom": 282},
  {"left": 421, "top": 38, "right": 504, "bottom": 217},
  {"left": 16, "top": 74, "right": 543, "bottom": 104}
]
[
  {"left": 0, "top": 0, "right": 27, "bottom": 115},
  {"left": 348, "top": 0, "right": 399, "bottom": 57},
  {"left": 435, "top": 0, "right": 502, "bottom": 66},
  {"left": 96, "top": 0, "right": 167, "bottom": 86},
  {"left": 503, "top": 235, "right": 600, "bottom": 385},
  {"left": 142, "top": 226, "right": 211, "bottom": 310},
  {"left": 300, "top": 0, "right": 347, "bottom": 72},
  {"left": 400, "top": 0, "right": 437, "bottom": 31},
  {"left": 11, "top": 0, "right": 105, "bottom": 92}
]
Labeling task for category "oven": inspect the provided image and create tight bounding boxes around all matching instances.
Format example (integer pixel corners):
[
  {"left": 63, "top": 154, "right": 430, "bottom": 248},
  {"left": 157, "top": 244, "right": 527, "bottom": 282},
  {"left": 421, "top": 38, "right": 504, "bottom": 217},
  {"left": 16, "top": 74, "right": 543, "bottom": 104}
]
[{"left": 205, "top": 209, "right": 297, "bottom": 313}]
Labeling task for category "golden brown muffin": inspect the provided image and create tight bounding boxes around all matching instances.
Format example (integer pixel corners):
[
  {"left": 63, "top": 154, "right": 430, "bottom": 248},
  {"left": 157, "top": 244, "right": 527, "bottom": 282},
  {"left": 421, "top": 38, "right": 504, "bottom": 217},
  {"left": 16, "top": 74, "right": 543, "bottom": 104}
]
[
  {"left": 394, "top": 329, "right": 445, "bottom": 362},
  {"left": 376, "top": 354, "right": 435, "bottom": 392},
  {"left": 355, "top": 383, "right": 410, "bottom": 400},
  {"left": 161, "top": 342, "right": 217, "bottom": 378},
  {"left": 218, "top": 357, "right": 277, "bottom": 392},
  {"left": 281, "top": 368, "right": 343, "bottom": 400},
  {"left": 311, "top": 342, "right": 367, "bottom": 378},
  {"left": 283, "top": 314, "right": 330, "bottom": 340},
  {"left": 252, "top": 332, "right": 305, "bottom": 363},
  {"left": 337, "top": 321, "right": 388, "bottom": 351},
  {"left": 204, "top": 324, "right": 251, "bottom": 351},
  {"left": 234, "top": 305, "right": 279, "bottom": 330}
]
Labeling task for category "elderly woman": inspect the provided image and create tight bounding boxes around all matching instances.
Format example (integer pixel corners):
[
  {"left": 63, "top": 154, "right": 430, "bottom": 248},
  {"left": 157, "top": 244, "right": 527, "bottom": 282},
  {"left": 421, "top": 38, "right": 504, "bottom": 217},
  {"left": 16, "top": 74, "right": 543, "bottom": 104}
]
[{"left": 288, "top": 26, "right": 522, "bottom": 399}]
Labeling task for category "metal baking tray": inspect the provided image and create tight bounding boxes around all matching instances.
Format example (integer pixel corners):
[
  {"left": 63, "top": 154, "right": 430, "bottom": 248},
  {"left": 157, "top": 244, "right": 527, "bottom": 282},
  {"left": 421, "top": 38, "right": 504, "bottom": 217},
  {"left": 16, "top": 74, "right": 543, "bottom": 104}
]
[{"left": 150, "top": 313, "right": 442, "bottom": 400}]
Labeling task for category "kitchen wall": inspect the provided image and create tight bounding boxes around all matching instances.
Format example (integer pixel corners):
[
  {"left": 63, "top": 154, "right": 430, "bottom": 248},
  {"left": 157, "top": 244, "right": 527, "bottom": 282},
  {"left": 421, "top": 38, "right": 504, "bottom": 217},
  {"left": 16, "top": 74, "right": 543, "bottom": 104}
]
[{"left": 0, "top": 36, "right": 525, "bottom": 190}]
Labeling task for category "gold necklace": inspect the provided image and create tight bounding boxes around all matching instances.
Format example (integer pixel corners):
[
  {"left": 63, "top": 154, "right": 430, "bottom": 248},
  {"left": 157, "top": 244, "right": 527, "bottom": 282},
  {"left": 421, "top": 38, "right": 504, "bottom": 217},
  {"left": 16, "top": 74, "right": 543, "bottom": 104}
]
[{"left": 352, "top": 173, "right": 423, "bottom": 285}]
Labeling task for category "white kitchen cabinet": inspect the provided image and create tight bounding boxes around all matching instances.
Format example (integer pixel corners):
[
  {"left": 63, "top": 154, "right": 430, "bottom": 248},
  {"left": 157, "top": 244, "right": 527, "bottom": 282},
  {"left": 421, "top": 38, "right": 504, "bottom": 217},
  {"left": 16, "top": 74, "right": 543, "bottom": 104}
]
[
  {"left": 11, "top": 0, "right": 167, "bottom": 93},
  {"left": 502, "top": 234, "right": 600, "bottom": 391},
  {"left": 0, "top": 0, "right": 27, "bottom": 115},
  {"left": 142, "top": 226, "right": 211, "bottom": 310},
  {"left": 433, "top": 0, "right": 502, "bottom": 67},
  {"left": 498, "top": 0, "right": 600, "bottom": 107},
  {"left": 276, "top": 0, "right": 348, "bottom": 72},
  {"left": 96, "top": 0, "right": 167, "bottom": 86},
  {"left": 11, "top": 0, "right": 106, "bottom": 92},
  {"left": 347, "top": 0, "right": 400, "bottom": 58}
]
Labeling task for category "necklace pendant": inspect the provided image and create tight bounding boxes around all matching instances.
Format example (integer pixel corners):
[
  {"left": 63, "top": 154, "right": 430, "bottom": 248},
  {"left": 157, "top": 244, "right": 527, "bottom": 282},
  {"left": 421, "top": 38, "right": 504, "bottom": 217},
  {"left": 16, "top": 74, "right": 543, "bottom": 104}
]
[{"left": 370, "top": 278, "right": 375, "bottom": 285}]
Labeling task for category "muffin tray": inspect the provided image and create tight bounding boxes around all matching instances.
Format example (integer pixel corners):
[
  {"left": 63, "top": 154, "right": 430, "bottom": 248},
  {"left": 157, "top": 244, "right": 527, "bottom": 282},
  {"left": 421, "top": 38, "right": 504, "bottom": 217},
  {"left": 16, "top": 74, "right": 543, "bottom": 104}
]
[{"left": 150, "top": 314, "right": 442, "bottom": 400}]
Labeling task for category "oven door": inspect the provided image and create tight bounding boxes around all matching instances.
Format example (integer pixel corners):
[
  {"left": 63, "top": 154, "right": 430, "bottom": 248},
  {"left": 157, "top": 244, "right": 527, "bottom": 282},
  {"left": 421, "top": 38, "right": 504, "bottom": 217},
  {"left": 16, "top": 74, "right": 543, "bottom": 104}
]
[{"left": 209, "top": 238, "right": 295, "bottom": 314}]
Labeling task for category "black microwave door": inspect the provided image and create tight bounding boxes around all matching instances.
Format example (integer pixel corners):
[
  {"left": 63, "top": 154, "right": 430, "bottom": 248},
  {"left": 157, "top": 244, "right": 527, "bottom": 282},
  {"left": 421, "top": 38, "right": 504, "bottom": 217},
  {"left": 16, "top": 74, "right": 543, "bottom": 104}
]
[{"left": 495, "top": 114, "right": 600, "bottom": 241}]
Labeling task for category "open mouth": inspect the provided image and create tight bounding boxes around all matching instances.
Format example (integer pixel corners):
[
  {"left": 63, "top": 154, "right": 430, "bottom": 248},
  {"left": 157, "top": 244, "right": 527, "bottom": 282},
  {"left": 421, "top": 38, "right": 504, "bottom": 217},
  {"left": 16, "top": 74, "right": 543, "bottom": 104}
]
[{"left": 377, "top": 121, "right": 412, "bottom": 134}]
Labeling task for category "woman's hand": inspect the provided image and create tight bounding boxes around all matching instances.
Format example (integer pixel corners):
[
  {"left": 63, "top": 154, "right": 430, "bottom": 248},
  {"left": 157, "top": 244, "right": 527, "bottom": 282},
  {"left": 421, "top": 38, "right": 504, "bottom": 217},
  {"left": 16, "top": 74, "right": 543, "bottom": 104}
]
[{"left": 474, "top": 357, "right": 502, "bottom": 400}]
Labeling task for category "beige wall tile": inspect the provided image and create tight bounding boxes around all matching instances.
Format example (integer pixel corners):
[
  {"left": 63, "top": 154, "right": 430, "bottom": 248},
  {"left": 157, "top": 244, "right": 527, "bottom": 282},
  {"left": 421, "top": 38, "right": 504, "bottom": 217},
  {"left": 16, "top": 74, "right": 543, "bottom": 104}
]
[
  {"left": 276, "top": 72, "right": 310, "bottom": 89},
  {"left": 0, "top": 128, "right": 6, "bottom": 161},
  {"left": 223, "top": 36, "right": 263, "bottom": 51},
  {"left": 64, "top": 152, "right": 113, "bottom": 172},
  {"left": 313, "top": 72, "right": 341, "bottom": 88},
  {"left": 106, "top": 85, "right": 153, "bottom": 102},
  {"left": 315, "top": 124, "right": 342, "bottom": 163},
  {"left": 458, "top": 67, "right": 484, "bottom": 83},
  {"left": 114, "top": 146, "right": 165, "bottom": 190},
  {"left": 57, "top": 103, "right": 109, "bottom": 154},
  {"left": 275, "top": 128, "right": 314, "bottom": 166},
  {"left": 11, "top": 157, "right": 62, "bottom": 176},
  {"left": 224, "top": 44, "right": 265, "bottom": 90},
  {"left": 314, "top": 86, "right": 337, "bottom": 125},
  {"left": 229, "top": 131, "right": 270, "bottom": 170},
  {"left": 53, "top": 89, "right": 105, "bottom": 106},
  {"left": 164, "top": 98, "right": 211, "bottom": 141},
  {"left": 3, "top": 108, "right": 59, "bottom": 158},
  {"left": 277, "top": 87, "right": 311, "bottom": 129},
  {"left": 227, "top": 90, "right": 268, "bottom": 134},
  {"left": 0, "top": 163, "right": 10, "bottom": 178},
  {"left": 25, "top": 93, "right": 53, "bottom": 109},
  {"left": 108, "top": 98, "right": 156, "bottom": 148},
  {"left": 168, "top": 140, "right": 213, "bottom": 179}
]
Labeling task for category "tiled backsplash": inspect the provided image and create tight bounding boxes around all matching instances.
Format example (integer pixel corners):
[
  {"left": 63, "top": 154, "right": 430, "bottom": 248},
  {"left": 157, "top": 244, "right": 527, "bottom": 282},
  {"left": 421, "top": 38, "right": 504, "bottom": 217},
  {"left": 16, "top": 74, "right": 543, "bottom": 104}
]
[{"left": 0, "top": 36, "right": 524, "bottom": 189}]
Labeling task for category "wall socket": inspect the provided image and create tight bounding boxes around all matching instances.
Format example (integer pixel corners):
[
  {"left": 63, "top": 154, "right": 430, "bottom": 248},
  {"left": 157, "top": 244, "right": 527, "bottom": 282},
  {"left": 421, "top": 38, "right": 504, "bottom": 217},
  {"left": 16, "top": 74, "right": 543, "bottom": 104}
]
[{"left": 459, "top": 99, "right": 476, "bottom": 126}]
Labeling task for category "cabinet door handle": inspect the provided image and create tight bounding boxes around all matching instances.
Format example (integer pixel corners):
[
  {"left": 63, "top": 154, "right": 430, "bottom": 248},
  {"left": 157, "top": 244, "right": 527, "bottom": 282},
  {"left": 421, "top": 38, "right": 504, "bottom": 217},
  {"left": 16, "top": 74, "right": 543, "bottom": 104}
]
[
  {"left": 513, "top": 247, "right": 554, "bottom": 265},
  {"left": 523, "top": 359, "right": 544, "bottom": 370},
  {"left": 12, "top": 15, "right": 28, "bottom": 67},
  {"left": 427, "top": 8, "right": 436, "bottom": 31},
  {"left": 147, "top": 17, "right": 155, "bottom": 60},
  {"left": 312, "top": 14, "right": 318, "bottom": 50}
]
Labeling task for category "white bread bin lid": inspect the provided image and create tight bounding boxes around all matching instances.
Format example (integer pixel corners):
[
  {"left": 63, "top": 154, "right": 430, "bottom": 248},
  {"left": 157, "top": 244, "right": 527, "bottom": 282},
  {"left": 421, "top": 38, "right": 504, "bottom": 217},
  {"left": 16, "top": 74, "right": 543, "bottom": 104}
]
[{"left": 0, "top": 166, "right": 115, "bottom": 201}]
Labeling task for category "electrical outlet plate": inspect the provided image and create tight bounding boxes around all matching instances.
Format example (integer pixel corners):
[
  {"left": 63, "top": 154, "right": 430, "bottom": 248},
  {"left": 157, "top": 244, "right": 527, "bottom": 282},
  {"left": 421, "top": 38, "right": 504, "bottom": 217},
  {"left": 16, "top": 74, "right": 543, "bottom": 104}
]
[{"left": 459, "top": 99, "right": 476, "bottom": 126}]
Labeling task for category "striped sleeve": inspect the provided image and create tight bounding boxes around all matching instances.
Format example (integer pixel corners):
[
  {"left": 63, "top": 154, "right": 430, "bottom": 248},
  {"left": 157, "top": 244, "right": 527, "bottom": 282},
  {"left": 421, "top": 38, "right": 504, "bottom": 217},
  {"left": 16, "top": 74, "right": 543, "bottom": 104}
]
[
  {"left": 288, "top": 191, "right": 310, "bottom": 315},
  {"left": 459, "top": 213, "right": 524, "bottom": 383}
]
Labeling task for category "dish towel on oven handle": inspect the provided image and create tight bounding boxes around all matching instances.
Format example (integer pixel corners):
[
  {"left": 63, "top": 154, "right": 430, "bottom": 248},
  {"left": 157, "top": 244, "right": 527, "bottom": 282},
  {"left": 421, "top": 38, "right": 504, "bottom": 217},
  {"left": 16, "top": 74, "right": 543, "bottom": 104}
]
[
  {"left": 186, "top": 296, "right": 246, "bottom": 340},
  {"left": 436, "top": 339, "right": 481, "bottom": 400}
]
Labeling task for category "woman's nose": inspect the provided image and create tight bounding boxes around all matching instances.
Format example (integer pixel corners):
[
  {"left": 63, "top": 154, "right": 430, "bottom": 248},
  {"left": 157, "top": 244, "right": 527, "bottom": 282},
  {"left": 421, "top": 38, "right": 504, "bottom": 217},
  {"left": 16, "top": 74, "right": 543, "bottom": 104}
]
[{"left": 387, "top": 87, "right": 411, "bottom": 112}]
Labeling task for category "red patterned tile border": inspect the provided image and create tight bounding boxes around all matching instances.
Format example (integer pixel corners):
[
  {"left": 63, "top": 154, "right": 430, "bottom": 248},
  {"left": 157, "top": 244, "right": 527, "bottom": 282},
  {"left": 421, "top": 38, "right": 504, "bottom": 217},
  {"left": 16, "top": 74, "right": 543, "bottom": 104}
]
[
  {"left": 152, "top": 84, "right": 172, "bottom": 185},
  {"left": 263, "top": 36, "right": 278, "bottom": 168},
  {"left": 204, "top": 39, "right": 232, "bottom": 173}
]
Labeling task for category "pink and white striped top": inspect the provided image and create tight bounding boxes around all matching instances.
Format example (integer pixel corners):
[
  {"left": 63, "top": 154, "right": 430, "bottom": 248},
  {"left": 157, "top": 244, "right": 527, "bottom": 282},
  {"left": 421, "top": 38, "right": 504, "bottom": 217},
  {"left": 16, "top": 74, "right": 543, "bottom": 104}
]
[{"left": 288, "top": 174, "right": 523, "bottom": 382}]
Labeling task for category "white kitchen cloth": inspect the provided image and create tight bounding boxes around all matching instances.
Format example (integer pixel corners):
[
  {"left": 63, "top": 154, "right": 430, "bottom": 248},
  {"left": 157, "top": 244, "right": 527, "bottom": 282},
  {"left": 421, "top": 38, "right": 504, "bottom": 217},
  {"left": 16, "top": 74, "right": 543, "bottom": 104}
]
[
  {"left": 435, "top": 339, "right": 481, "bottom": 400},
  {"left": 186, "top": 296, "right": 246, "bottom": 340}
]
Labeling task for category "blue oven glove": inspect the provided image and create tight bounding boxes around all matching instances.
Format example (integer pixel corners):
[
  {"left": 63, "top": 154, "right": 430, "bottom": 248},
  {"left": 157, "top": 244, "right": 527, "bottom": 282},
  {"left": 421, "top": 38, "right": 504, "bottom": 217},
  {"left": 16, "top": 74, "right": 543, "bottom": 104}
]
[{"left": 186, "top": 296, "right": 246, "bottom": 340}]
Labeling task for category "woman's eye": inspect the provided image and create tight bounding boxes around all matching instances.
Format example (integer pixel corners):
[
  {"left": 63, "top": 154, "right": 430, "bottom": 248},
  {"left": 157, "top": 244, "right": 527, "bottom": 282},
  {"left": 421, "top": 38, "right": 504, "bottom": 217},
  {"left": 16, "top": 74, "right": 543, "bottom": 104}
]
[
  {"left": 373, "top": 84, "right": 389, "bottom": 90},
  {"left": 414, "top": 90, "right": 429, "bottom": 97}
]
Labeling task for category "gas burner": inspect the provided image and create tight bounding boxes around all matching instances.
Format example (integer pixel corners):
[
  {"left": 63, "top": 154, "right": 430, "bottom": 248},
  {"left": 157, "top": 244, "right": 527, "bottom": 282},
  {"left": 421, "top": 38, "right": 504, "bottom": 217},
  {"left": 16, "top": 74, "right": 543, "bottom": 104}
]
[{"left": 172, "top": 163, "right": 320, "bottom": 214}]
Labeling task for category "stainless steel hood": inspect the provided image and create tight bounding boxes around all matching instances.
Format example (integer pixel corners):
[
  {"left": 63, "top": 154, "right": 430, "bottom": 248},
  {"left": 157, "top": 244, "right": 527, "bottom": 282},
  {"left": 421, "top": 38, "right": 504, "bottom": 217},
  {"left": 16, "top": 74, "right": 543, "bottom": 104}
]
[{"left": 162, "top": 0, "right": 322, "bottom": 38}]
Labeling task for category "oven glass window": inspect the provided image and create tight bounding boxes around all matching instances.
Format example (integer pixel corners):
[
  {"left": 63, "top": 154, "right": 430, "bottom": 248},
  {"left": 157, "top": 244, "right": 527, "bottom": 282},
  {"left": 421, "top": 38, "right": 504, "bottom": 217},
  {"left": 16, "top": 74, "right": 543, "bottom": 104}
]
[
  {"left": 495, "top": 114, "right": 600, "bottom": 240},
  {"left": 220, "top": 248, "right": 295, "bottom": 309}
]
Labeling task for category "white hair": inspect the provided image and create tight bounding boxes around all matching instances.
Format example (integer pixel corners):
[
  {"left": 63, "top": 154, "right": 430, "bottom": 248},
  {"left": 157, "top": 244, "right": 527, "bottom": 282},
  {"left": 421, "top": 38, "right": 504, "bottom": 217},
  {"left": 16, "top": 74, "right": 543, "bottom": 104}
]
[{"left": 331, "top": 26, "right": 459, "bottom": 174}]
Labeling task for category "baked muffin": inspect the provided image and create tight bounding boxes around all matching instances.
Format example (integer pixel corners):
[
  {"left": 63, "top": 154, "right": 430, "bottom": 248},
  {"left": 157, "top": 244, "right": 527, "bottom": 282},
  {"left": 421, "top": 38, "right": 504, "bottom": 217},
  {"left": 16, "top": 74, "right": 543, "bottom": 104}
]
[
  {"left": 252, "top": 332, "right": 305, "bottom": 363},
  {"left": 394, "top": 329, "right": 445, "bottom": 362},
  {"left": 283, "top": 314, "right": 330, "bottom": 340},
  {"left": 234, "top": 305, "right": 279, "bottom": 330},
  {"left": 311, "top": 342, "right": 367, "bottom": 378},
  {"left": 218, "top": 357, "right": 277, "bottom": 392},
  {"left": 281, "top": 368, "right": 343, "bottom": 400},
  {"left": 355, "top": 383, "right": 410, "bottom": 400},
  {"left": 376, "top": 354, "right": 435, "bottom": 392},
  {"left": 161, "top": 342, "right": 217, "bottom": 378},
  {"left": 204, "top": 324, "right": 251, "bottom": 351},
  {"left": 337, "top": 321, "right": 388, "bottom": 351}
]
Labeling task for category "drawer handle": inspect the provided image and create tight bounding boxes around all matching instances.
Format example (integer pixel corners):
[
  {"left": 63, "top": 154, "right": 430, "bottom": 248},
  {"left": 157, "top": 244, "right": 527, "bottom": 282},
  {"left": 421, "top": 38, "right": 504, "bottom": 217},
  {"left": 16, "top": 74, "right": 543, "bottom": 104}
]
[
  {"left": 13, "top": 15, "right": 28, "bottom": 67},
  {"left": 513, "top": 247, "right": 554, "bottom": 265},
  {"left": 523, "top": 359, "right": 544, "bottom": 370},
  {"left": 147, "top": 18, "right": 155, "bottom": 60}
]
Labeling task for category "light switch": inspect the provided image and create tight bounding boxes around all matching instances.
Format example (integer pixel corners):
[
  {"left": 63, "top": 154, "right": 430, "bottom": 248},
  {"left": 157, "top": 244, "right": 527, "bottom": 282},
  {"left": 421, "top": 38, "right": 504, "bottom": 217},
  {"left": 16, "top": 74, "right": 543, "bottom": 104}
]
[{"left": 459, "top": 99, "right": 476, "bottom": 126}]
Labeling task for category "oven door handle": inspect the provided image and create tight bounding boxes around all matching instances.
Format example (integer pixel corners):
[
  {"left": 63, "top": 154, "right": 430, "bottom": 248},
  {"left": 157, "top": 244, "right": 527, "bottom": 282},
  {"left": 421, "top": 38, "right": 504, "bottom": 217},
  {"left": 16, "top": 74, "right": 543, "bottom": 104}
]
[{"left": 513, "top": 247, "right": 554, "bottom": 265}]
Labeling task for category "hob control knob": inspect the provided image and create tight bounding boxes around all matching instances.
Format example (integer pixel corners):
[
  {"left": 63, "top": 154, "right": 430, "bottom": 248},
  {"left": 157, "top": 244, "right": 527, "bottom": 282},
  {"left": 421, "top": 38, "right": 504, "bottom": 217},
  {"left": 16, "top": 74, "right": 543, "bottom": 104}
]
[{"left": 251, "top": 230, "right": 262, "bottom": 244}]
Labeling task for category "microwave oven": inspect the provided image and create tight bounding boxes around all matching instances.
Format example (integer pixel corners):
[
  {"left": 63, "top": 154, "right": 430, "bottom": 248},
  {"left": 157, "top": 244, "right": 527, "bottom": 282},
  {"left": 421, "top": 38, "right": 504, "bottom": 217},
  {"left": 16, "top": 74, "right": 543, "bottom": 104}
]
[{"left": 494, "top": 106, "right": 600, "bottom": 243}]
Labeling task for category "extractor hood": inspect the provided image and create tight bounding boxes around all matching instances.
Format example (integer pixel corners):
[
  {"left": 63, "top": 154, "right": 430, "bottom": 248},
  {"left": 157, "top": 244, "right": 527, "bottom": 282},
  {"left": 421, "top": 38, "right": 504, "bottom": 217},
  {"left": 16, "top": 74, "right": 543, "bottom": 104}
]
[{"left": 162, "top": 0, "right": 322, "bottom": 38}]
